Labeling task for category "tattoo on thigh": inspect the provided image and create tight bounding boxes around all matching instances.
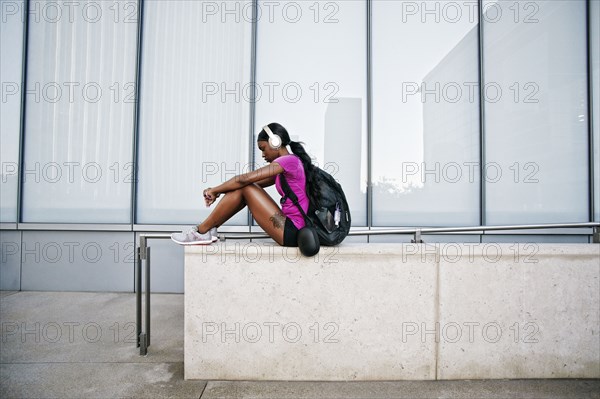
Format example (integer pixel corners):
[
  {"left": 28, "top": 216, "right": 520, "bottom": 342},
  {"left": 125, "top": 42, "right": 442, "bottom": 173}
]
[{"left": 270, "top": 212, "right": 286, "bottom": 230}]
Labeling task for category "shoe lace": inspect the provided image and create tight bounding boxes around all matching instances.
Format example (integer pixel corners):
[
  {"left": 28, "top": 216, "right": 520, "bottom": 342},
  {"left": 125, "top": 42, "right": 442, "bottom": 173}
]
[{"left": 183, "top": 227, "right": 198, "bottom": 235}]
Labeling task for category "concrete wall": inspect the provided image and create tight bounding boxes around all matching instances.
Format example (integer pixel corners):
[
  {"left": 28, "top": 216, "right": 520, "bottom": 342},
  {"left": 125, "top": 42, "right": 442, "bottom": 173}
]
[
  {"left": 1, "top": 231, "right": 135, "bottom": 292},
  {"left": 184, "top": 243, "right": 600, "bottom": 380}
]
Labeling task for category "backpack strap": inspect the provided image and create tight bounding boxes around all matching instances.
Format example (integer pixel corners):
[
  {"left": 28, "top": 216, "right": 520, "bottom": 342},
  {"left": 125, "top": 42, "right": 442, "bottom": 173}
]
[{"left": 279, "top": 173, "right": 313, "bottom": 227}]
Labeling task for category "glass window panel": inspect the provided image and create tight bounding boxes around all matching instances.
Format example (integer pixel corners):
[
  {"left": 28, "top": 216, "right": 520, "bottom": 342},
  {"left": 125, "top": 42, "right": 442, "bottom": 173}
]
[
  {"left": 136, "top": 0, "right": 252, "bottom": 225},
  {"left": 372, "top": 0, "right": 480, "bottom": 227},
  {"left": 483, "top": 0, "right": 588, "bottom": 224},
  {"left": 254, "top": 0, "right": 367, "bottom": 226},
  {"left": 0, "top": 0, "right": 24, "bottom": 222},
  {"left": 21, "top": 0, "right": 137, "bottom": 223}
]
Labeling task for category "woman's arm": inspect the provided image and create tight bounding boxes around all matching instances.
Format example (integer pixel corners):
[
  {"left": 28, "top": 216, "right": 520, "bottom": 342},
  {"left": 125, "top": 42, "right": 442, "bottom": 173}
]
[
  {"left": 204, "top": 163, "right": 283, "bottom": 205},
  {"left": 256, "top": 176, "right": 276, "bottom": 188}
]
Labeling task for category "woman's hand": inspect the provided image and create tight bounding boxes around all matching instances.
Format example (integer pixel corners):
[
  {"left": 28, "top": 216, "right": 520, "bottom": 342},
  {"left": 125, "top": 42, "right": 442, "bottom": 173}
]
[{"left": 203, "top": 188, "right": 220, "bottom": 207}]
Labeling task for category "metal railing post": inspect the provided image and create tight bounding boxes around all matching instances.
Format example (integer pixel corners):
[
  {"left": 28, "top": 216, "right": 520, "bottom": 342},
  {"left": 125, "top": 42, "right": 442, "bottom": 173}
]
[
  {"left": 412, "top": 229, "right": 423, "bottom": 243},
  {"left": 136, "top": 246, "right": 142, "bottom": 348},
  {"left": 138, "top": 236, "right": 149, "bottom": 356},
  {"left": 145, "top": 247, "right": 151, "bottom": 347}
]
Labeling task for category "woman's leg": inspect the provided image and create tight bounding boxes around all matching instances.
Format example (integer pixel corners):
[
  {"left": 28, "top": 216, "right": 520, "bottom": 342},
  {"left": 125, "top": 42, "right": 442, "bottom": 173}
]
[
  {"left": 239, "top": 184, "right": 286, "bottom": 246},
  {"left": 197, "top": 184, "right": 285, "bottom": 245},
  {"left": 197, "top": 189, "right": 246, "bottom": 234}
]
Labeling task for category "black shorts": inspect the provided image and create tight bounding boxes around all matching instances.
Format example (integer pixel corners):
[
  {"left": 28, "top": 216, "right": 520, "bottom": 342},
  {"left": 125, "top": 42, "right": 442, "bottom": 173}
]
[{"left": 283, "top": 218, "right": 299, "bottom": 247}]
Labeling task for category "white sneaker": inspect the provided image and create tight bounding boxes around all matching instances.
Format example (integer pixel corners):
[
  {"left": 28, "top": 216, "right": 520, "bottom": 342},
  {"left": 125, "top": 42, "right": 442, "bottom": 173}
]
[
  {"left": 210, "top": 227, "right": 219, "bottom": 242},
  {"left": 171, "top": 227, "right": 214, "bottom": 245}
]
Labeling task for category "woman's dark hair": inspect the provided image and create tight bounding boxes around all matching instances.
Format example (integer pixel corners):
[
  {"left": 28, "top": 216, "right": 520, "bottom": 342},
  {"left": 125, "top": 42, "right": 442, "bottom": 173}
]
[{"left": 258, "top": 122, "right": 321, "bottom": 208}]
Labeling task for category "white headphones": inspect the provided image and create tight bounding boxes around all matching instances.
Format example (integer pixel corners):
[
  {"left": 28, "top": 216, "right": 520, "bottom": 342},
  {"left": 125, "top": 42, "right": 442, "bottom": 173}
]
[{"left": 263, "top": 125, "right": 282, "bottom": 149}]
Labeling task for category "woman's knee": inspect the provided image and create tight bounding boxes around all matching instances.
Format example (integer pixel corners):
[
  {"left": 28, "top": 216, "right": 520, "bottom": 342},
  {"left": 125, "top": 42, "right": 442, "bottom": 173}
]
[
  {"left": 224, "top": 188, "right": 245, "bottom": 201},
  {"left": 241, "top": 183, "right": 262, "bottom": 196}
]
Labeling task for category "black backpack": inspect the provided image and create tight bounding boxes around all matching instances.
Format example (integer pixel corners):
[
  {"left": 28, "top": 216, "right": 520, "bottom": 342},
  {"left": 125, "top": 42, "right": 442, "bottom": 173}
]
[{"left": 279, "top": 168, "right": 351, "bottom": 246}]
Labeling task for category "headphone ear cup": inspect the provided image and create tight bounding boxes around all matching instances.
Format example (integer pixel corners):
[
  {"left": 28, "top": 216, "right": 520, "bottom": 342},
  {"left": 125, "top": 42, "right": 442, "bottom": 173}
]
[
  {"left": 263, "top": 125, "right": 281, "bottom": 149},
  {"left": 297, "top": 227, "right": 320, "bottom": 257},
  {"left": 269, "top": 135, "right": 282, "bottom": 149}
]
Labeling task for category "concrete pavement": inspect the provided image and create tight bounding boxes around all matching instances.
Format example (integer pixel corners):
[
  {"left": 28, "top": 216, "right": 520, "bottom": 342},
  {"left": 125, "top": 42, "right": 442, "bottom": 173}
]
[{"left": 1, "top": 291, "right": 598, "bottom": 399}]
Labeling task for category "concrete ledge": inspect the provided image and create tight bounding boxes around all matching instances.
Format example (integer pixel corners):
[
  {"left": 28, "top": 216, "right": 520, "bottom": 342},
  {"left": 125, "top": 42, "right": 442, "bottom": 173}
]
[
  {"left": 437, "top": 244, "right": 600, "bottom": 379},
  {"left": 184, "top": 243, "right": 599, "bottom": 380}
]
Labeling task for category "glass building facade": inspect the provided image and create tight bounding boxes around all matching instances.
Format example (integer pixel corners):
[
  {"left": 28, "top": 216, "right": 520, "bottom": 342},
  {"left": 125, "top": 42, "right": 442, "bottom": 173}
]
[{"left": 1, "top": 0, "right": 598, "bottom": 292}]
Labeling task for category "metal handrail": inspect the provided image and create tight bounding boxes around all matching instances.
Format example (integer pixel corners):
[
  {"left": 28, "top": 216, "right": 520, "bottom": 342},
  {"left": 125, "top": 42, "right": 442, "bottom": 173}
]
[
  {"left": 139, "top": 221, "right": 600, "bottom": 249},
  {"left": 135, "top": 221, "right": 599, "bottom": 354}
]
